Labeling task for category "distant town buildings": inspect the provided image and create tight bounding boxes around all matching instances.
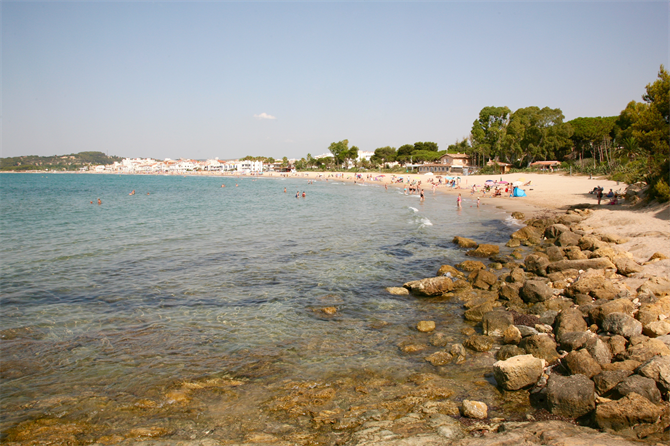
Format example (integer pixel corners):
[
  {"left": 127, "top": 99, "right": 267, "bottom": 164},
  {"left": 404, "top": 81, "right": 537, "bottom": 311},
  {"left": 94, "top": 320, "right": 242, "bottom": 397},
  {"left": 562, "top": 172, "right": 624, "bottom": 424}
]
[{"left": 87, "top": 157, "right": 291, "bottom": 174}]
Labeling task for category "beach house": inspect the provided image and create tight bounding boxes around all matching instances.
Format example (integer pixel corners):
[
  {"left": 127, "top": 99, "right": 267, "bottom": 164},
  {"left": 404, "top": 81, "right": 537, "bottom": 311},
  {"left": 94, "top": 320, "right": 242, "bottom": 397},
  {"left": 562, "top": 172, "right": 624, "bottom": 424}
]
[{"left": 417, "top": 153, "right": 472, "bottom": 174}]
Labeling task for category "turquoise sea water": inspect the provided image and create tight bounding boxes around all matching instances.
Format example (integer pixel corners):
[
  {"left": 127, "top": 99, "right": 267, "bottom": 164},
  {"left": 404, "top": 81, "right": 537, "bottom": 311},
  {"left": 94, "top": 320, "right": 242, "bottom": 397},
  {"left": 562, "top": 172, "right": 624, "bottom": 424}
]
[{"left": 0, "top": 173, "right": 519, "bottom": 439}]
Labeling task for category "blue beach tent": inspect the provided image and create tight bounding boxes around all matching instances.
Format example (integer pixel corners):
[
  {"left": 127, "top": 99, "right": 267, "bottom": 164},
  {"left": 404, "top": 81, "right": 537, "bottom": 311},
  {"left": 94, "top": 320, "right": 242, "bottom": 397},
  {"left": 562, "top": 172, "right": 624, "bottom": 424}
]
[{"left": 512, "top": 187, "right": 527, "bottom": 197}]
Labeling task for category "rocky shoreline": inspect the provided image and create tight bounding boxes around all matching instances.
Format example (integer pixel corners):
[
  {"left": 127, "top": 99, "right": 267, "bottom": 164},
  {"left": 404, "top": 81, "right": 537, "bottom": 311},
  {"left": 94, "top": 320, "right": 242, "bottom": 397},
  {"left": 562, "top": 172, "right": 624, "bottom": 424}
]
[{"left": 385, "top": 205, "right": 669, "bottom": 445}]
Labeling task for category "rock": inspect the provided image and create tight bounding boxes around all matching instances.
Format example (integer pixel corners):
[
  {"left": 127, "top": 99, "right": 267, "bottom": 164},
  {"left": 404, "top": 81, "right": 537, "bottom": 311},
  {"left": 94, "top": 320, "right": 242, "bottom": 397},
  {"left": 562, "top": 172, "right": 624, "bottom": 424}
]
[
  {"left": 404, "top": 276, "right": 454, "bottom": 296},
  {"left": 563, "top": 246, "right": 588, "bottom": 260},
  {"left": 545, "top": 245, "right": 565, "bottom": 262},
  {"left": 593, "top": 370, "right": 633, "bottom": 395},
  {"left": 648, "top": 252, "right": 668, "bottom": 262},
  {"left": 503, "top": 325, "right": 522, "bottom": 345},
  {"left": 470, "top": 269, "right": 498, "bottom": 290},
  {"left": 463, "top": 335, "right": 493, "bottom": 352},
  {"left": 466, "top": 244, "right": 500, "bottom": 258},
  {"left": 578, "top": 235, "right": 607, "bottom": 251},
  {"left": 399, "top": 343, "right": 428, "bottom": 353},
  {"left": 519, "top": 334, "right": 559, "bottom": 362},
  {"left": 508, "top": 267, "right": 526, "bottom": 284},
  {"left": 658, "top": 334, "right": 670, "bottom": 349},
  {"left": 565, "top": 269, "right": 618, "bottom": 300},
  {"left": 437, "top": 264, "right": 465, "bottom": 279},
  {"left": 524, "top": 254, "right": 550, "bottom": 276},
  {"left": 595, "top": 392, "right": 663, "bottom": 432},
  {"left": 539, "top": 310, "right": 559, "bottom": 326},
  {"left": 449, "top": 343, "right": 467, "bottom": 362},
  {"left": 482, "top": 310, "right": 514, "bottom": 337},
  {"left": 608, "top": 335, "right": 628, "bottom": 358},
  {"left": 546, "top": 373, "right": 595, "bottom": 418},
  {"left": 557, "top": 231, "right": 581, "bottom": 247},
  {"left": 456, "top": 260, "right": 486, "bottom": 272},
  {"left": 461, "top": 400, "right": 488, "bottom": 419},
  {"left": 498, "top": 282, "right": 521, "bottom": 301},
  {"left": 520, "top": 280, "right": 553, "bottom": 304},
  {"left": 386, "top": 286, "right": 410, "bottom": 296},
  {"left": 614, "top": 257, "right": 643, "bottom": 277},
  {"left": 546, "top": 258, "right": 616, "bottom": 273},
  {"left": 601, "top": 360, "right": 642, "bottom": 372},
  {"left": 544, "top": 223, "right": 571, "bottom": 239},
  {"left": 505, "top": 238, "right": 521, "bottom": 248},
  {"left": 589, "top": 298, "right": 634, "bottom": 326},
  {"left": 559, "top": 331, "right": 596, "bottom": 351},
  {"left": 493, "top": 354, "right": 544, "bottom": 390},
  {"left": 613, "top": 374, "right": 662, "bottom": 404},
  {"left": 424, "top": 351, "right": 453, "bottom": 367},
  {"left": 511, "top": 211, "right": 525, "bottom": 220},
  {"left": 637, "top": 295, "right": 670, "bottom": 325},
  {"left": 602, "top": 312, "right": 643, "bottom": 338},
  {"left": 554, "top": 308, "right": 588, "bottom": 341},
  {"left": 464, "top": 335, "right": 493, "bottom": 352},
  {"left": 417, "top": 321, "right": 436, "bottom": 333},
  {"left": 429, "top": 331, "right": 450, "bottom": 347},
  {"left": 643, "top": 320, "right": 670, "bottom": 337},
  {"left": 637, "top": 278, "right": 670, "bottom": 299},
  {"left": 586, "top": 338, "right": 613, "bottom": 364},
  {"left": 510, "top": 225, "right": 542, "bottom": 242},
  {"left": 600, "top": 233, "right": 630, "bottom": 244},
  {"left": 636, "top": 355, "right": 670, "bottom": 393},
  {"left": 564, "top": 349, "right": 602, "bottom": 378},
  {"left": 319, "top": 306, "right": 337, "bottom": 315},
  {"left": 624, "top": 337, "right": 670, "bottom": 362},
  {"left": 464, "top": 301, "right": 496, "bottom": 322},
  {"left": 453, "top": 236, "right": 478, "bottom": 248},
  {"left": 496, "top": 344, "right": 526, "bottom": 360},
  {"left": 516, "top": 325, "right": 539, "bottom": 337}
]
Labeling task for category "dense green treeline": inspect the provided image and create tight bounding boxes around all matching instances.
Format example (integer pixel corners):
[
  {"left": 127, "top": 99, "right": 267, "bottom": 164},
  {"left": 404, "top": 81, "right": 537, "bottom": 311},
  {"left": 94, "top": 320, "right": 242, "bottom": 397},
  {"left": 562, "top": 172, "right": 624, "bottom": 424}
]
[{"left": 1, "top": 151, "right": 121, "bottom": 171}]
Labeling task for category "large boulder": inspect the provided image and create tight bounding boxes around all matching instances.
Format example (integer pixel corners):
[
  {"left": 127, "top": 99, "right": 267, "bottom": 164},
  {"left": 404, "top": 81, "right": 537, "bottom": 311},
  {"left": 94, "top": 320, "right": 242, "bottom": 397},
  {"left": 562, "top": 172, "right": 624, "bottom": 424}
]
[
  {"left": 546, "top": 258, "right": 615, "bottom": 274},
  {"left": 482, "top": 310, "right": 514, "bottom": 337},
  {"left": 453, "top": 236, "right": 478, "bottom": 248},
  {"left": 601, "top": 312, "right": 643, "bottom": 338},
  {"left": 559, "top": 331, "right": 597, "bottom": 352},
  {"left": 404, "top": 276, "right": 453, "bottom": 296},
  {"left": 437, "top": 264, "right": 465, "bottom": 279},
  {"left": 466, "top": 244, "right": 500, "bottom": 258},
  {"left": 520, "top": 280, "right": 554, "bottom": 304},
  {"left": 564, "top": 349, "right": 602, "bottom": 378},
  {"left": 554, "top": 308, "right": 588, "bottom": 341},
  {"left": 464, "top": 301, "right": 496, "bottom": 322},
  {"left": 546, "top": 373, "right": 595, "bottom": 418},
  {"left": 578, "top": 235, "right": 608, "bottom": 251},
  {"left": 594, "top": 392, "right": 663, "bottom": 431},
  {"left": 519, "top": 334, "right": 559, "bottom": 362},
  {"left": 545, "top": 245, "right": 565, "bottom": 262},
  {"left": 637, "top": 278, "right": 670, "bottom": 299},
  {"left": 636, "top": 355, "right": 670, "bottom": 393},
  {"left": 493, "top": 354, "right": 545, "bottom": 390},
  {"left": 497, "top": 344, "right": 526, "bottom": 360},
  {"left": 643, "top": 320, "right": 670, "bottom": 337},
  {"left": 586, "top": 338, "right": 613, "bottom": 364},
  {"left": 565, "top": 269, "right": 619, "bottom": 300},
  {"left": 613, "top": 374, "right": 662, "bottom": 404}
]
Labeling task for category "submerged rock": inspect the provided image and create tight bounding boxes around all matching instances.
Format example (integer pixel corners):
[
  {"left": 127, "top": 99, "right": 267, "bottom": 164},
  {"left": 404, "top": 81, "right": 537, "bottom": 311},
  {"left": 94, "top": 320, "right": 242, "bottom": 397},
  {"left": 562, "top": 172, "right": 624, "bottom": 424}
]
[
  {"left": 461, "top": 400, "right": 488, "bottom": 419},
  {"left": 404, "top": 276, "right": 454, "bottom": 296}
]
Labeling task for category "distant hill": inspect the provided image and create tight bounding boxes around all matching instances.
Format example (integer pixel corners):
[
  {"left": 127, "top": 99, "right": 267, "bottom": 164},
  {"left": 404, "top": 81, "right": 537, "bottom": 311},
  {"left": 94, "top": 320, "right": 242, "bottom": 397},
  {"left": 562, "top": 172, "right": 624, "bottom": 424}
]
[{"left": 1, "top": 152, "right": 123, "bottom": 171}]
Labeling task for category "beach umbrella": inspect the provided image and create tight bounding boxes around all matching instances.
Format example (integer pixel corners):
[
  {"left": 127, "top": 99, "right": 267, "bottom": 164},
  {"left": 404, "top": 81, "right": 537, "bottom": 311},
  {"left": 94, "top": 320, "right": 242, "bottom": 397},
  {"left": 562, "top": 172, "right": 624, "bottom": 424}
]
[
  {"left": 499, "top": 180, "right": 509, "bottom": 184},
  {"left": 485, "top": 179, "right": 495, "bottom": 184},
  {"left": 513, "top": 181, "right": 522, "bottom": 186}
]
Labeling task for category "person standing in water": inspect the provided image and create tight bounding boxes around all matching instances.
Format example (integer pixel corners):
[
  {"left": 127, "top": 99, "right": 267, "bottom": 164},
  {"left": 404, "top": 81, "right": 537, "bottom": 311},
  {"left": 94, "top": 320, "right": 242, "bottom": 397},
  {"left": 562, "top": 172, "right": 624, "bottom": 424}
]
[
  {"left": 457, "top": 194, "right": 462, "bottom": 208},
  {"left": 420, "top": 189, "right": 425, "bottom": 202},
  {"left": 97, "top": 198, "right": 102, "bottom": 205}
]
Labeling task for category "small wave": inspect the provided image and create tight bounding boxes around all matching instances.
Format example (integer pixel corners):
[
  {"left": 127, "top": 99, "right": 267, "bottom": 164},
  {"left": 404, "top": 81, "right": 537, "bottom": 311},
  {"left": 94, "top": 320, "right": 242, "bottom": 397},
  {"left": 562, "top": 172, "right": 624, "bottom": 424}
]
[
  {"left": 408, "top": 207, "right": 418, "bottom": 213},
  {"left": 418, "top": 217, "right": 433, "bottom": 227},
  {"left": 504, "top": 215, "right": 525, "bottom": 228}
]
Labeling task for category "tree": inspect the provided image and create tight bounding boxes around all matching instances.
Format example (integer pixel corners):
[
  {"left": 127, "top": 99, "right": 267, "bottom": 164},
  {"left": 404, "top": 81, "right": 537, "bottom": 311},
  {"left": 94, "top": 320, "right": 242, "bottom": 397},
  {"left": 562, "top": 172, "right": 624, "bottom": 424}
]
[
  {"left": 503, "top": 106, "right": 573, "bottom": 166},
  {"left": 328, "top": 139, "right": 349, "bottom": 166},
  {"left": 471, "top": 106, "right": 511, "bottom": 167},
  {"left": 371, "top": 146, "right": 396, "bottom": 165},
  {"left": 617, "top": 65, "right": 669, "bottom": 166},
  {"left": 413, "top": 141, "right": 438, "bottom": 152}
]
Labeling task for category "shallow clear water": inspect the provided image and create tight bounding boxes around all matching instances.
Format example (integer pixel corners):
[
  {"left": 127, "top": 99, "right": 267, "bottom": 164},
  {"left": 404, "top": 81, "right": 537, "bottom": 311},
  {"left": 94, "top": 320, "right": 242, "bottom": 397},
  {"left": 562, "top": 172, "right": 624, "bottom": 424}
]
[{"left": 0, "top": 173, "right": 519, "bottom": 440}]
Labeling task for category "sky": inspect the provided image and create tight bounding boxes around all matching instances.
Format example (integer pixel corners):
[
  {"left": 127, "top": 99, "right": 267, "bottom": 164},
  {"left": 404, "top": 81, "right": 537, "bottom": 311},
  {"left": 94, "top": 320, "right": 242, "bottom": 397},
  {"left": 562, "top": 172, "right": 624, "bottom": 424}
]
[{"left": 2, "top": 0, "right": 668, "bottom": 161}]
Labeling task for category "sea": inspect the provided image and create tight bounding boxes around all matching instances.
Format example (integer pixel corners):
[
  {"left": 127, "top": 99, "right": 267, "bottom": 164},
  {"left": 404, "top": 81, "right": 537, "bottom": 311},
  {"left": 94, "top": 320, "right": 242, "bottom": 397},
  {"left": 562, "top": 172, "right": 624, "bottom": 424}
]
[{"left": 0, "top": 172, "right": 523, "bottom": 442}]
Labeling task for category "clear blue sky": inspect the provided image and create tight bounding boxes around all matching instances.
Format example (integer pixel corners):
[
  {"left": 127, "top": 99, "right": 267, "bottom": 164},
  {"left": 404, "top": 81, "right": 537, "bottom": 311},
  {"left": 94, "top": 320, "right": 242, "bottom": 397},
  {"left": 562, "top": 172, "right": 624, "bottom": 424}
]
[{"left": 2, "top": 1, "right": 668, "bottom": 161}]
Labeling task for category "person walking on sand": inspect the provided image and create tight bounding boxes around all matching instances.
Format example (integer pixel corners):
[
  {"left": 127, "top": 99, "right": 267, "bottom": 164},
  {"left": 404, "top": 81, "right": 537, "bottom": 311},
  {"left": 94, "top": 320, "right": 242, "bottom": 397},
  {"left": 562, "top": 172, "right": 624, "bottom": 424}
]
[
  {"left": 597, "top": 187, "right": 603, "bottom": 205},
  {"left": 457, "top": 194, "right": 462, "bottom": 208}
]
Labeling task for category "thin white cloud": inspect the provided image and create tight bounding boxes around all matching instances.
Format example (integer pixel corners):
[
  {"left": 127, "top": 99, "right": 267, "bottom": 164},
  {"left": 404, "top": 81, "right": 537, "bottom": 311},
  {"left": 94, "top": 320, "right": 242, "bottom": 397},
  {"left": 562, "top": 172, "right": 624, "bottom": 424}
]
[{"left": 253, "top": 112, "right": 277, "bottom": 120}]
